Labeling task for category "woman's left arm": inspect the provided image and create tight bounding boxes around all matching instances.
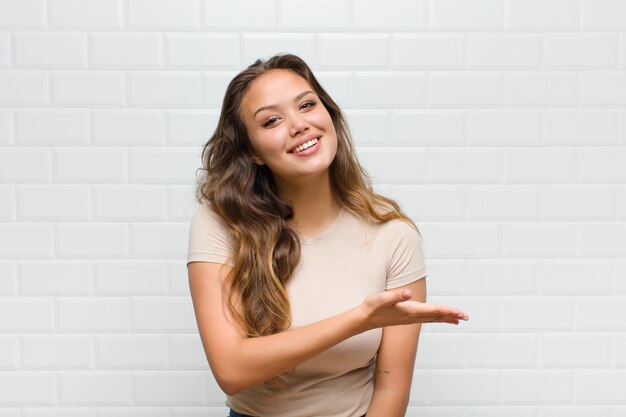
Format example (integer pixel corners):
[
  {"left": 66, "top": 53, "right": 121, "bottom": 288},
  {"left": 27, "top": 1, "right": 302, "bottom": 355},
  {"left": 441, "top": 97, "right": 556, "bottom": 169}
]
[{"left": 366, "top": 277, "right": 427, "bottom": 417}]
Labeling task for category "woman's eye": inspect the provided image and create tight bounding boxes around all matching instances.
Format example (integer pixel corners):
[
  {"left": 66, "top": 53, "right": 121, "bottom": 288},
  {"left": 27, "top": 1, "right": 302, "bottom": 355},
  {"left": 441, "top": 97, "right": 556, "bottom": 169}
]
[
  {"left": 262, "top": 117, "right": 278, "bottom": 127},
  {"left": 300, "top": 101, "right": 316, "bottom": 110}
]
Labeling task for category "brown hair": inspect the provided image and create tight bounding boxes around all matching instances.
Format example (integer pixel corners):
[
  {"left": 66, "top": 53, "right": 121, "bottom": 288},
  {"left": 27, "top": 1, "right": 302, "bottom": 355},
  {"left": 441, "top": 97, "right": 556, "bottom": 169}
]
[{"left": 196, "top": 54, "right": 418, "bottom": 338}]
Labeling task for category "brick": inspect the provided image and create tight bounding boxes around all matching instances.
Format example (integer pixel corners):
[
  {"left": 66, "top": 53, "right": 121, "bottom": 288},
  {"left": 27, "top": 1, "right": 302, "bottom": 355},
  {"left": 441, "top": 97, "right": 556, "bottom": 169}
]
[
  {"left": 469, "top": 34, "right": 540, "bottom": 68},
  {"left": 469, "top": 110, "right": 541, "bottom": 145},
  {"left": 357, "top": 149, "right": 426, "bottom": 183},
  {"left": 615, "top": 333, "right": 626, "bottom": 366},
  {"left": 202, "top": 71, "right": 240, "bottom": 108},
  {"left": 166, "top": 34, "right": 239, "bottom": 69},
  {"left": 503, "top": 223, "right": 577, "bottom": 257},
  {"left": 96, "top": 408, "right": 169, "bottom": 417},
  {"left": 23, "top": 410, "right": 96, "bottom": 417},
  {"left": 352, "top": 72, "right": 426, "bottom": 107},
  {"left": 15, "top": 110, "right": 89, "bottom": 145},
  {"left": 279, "top": 0, "right": 348, "bottom": 29},
  {"left": 580, "top": 222, "right": 626, "bottom": 257},
  {"left": 128, "top": 72, "right": 202, "bottom": 107},
  {"left": 420, "top": 260, "right": 465, "bottom": 295},
  {"left": 344, "top": 111, "right": 389, "bottom": 146},
  {"left": 14, "top": 33, "right": 86, "bottom": 68},
  {"left": 0, "top": 72, "right": 48, "bottom": 106},
  {"left": 93, "top": 185, "right": 166, "bottom": 221},
  {"left": 0, "top": 261, "right": 17, "bottom": 295},
  {"left": 581, "top": 72, "right": 626, "bottom": 107},
  {"left": 22, "top": 335, "right": 93, "bottom": 369},
  {"left": 505, "top": 72, "right": 579, "bottom": 107},
  {"left": 502, "top": 371, "right": 572, "bottom": 404},
  {"left": 93, "top": 110, "right": 165, "bottom": 145},
  {"left": 507, "top": 0, "right": 579, "bottom": 30},
  {"left": 49, "top": 0, "right": 121, "bottom": 29},
  {"left": 0, "top": 298, "right": 54, "bottom": 331},
  {"left": 131, "top": 297, "right": 196, "bottom": 332},
  {"left": 422, "top": 223, "right": 500, "bottom": 258},
  {"left": 19, "top": 260, "right": 92, "bottom": 295},
  {"left": 0, "top": 372, "right": 56, "bottom": 405},
  {"left": 129, "top": 148, "right": 199, "bottom": 184},
  {"left": 52, "top": 72, "right": 124, "bottom": 107},
  {"left": 0, "top": 410, "right": 20, "bottom": 417},
  {"left": 390, "top": 110, "right": 465, "bottom": 145},
  {"left": 0, "top": 336, "right": 18, "bottom": 369},
  {"left": 429, "top": 370, "right": 499, "bottom": 404},
  {"left": 0, "top": 110, "right": 12, "bottom": 144},
  {"left": 576, "top": 370, "right": 626, "bottom": 403},
  {"left": 53, "top": 148, "right": 126, "bottom": 183},
  {"left": 203, "top": 0, "right": 273, "bottom": 29},
  {"left": 59, "top": 372, "right": 131, "bottom": 405},
  {"left": 393, "top": 34, "right": 465, "bottom": 69},
  {"left": 167, "top": 260, "right": 190, "bottom": 295},
  {"left": 545, "top": 34, "right": 618, "bottom": 69},
  {"left": 582, "top": 0, "right": 626, "bottom": 29},
  {"left": 384, "top": 185, "right": 465, "bottom": 221},
  {"left": 127, "top": 0, "right": 199, "bottom": 29},
  {"left": 430, "top": 72, "right": 501, "bottom": 107},
  {"left": 540, "top": 334, "right": 610, "bottom": 367},
  {"left": 541, "top": 259, "right": 612, "bottom": 295},
  {"left": 577, "top": 296, "right": 626, "bottom": 330},
  {"left": 417, "top": 334, "right": 465, "bottom": 368},
  {"left": 170, "top": 407, "right": 228, "bottom": 417},
  {"left": 167, "top": 110, "right": 217, "bottom": 146},
  {"left": 616, "top": 260, "right": 626, "bottom": 294},
  {"left": 167, "top": 185, "right": 198, "bottom": 221},
  {"left": 468, "top": 185, "right": 539, "bottom": 219},
  {"left": 468, "top": 334, "right": 537, "bottom": 367},
  {"left": 502, "top": 297, "right": 574, "bottom": 331},
  {"left": 354, "top": 0, "right": 425, "bottom": 29},
  {"left": 56, "top": 223, "right": 128, "bottom": 258},
  {"left": 0, "top": 224, "right": 53, "bottom": 258},
  {"left": 0, "top": 33, "right": 10, "bottom": 68},
  {"left": 0, "top": 185, "right": 14, "bottom": 220},
  {"left": 430, "top": 0, "right": 502, "bottom": 30},
  {"left": 543, "top": 185, "right": 615, "bottom": 220},
  {"left": 133, "top": 371, "right": 205, "bottom": 405},
  {"left": 538, "top": 406, "right": 610, "bottom": 417},
  {"left": 429, "top": 149, "right": 501, "bottom": 183},
  {"left": 169, "top": 334, "right": 207, "bottom": 369},
  {"left": 0, "top": 0, "right": 45, "bottom": 28},
  {"left": 96, "top": 335, "right": 167, "bottom": 369},
  {"left": 17, "top": 185, "right": 90, "bottom": 220},
  {"left": 242, "top": 34, "right": 315, "bottom": 66},
  {"left": 94, "top": 260, "right": 167, "bottom": 295},
  {"left": 466, "top": 260, "right": 539, "bottom": 295},
  {"left": 57, "top": 298, "right": 129, "bottom": 332},
  {"left": 504, "top": 149, "right": 577, "bottom": 183},
  {"left": 544, "top": 110, "right": 618, "bottom": 145},
  {"left": 580, "top": 148, "right": 626, "bottom": 182},
  {"left": 462, "top": 406, "right": 538, "bottom": 417},
  {"left": 90, "top": 33, "right": 162, "bottom": 69},
  {"left": 318, "top": 34, "right": 388, "bottom": 69},
  {"left": 315, "top": 72, "right": 351, "bottom": 108}
]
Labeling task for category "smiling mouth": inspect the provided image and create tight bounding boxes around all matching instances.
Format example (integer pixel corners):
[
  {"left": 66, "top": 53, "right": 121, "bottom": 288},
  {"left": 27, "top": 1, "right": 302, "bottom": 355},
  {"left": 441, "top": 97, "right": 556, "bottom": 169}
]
[{"left": 290, "top": 137, "right": 320, "bottom": 154}]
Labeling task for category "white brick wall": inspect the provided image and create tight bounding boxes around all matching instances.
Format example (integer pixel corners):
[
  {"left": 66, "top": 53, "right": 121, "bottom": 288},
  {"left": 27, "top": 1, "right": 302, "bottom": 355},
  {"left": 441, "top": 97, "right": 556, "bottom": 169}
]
[{"left": 0, "top": 0, "right": 625, "bottom": 415}]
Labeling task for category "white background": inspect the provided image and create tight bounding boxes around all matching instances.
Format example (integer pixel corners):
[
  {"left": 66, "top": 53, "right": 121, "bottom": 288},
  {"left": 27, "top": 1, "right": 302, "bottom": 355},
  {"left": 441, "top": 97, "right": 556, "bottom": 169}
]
[{"left": 1, "top": 0, "right": 626, "bottom": 415}]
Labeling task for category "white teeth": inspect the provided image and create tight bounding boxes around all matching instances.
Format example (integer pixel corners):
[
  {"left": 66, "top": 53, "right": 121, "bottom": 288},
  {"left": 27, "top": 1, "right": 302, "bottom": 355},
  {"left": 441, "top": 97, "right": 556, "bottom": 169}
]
[{"left": 292, "top": 138, "right": 319, "bottom": 153}]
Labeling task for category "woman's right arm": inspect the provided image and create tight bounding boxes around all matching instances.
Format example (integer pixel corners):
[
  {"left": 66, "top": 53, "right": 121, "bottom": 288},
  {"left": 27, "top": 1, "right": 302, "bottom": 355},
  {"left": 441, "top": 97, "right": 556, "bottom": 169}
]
[{"left": 188, "top": 261, "right": 467, "bottom": 395}]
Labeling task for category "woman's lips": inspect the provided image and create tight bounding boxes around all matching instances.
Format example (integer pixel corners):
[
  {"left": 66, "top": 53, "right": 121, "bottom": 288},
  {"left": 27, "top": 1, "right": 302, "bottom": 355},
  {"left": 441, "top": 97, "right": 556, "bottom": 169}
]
[{"left": 291, "top": 137, "right": 321, "bottom": 156}]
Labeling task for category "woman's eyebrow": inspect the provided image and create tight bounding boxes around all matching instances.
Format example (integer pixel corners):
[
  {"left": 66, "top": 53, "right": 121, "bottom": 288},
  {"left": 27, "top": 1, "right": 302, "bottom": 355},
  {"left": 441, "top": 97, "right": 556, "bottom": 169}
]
[{"left": 253, "top": 90, "right": 315, "bottom": 118}]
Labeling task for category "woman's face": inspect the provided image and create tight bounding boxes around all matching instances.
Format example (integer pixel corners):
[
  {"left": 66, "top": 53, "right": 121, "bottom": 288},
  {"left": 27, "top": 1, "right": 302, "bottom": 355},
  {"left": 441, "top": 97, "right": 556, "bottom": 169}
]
[{"left": 240, "top": 69, "right": 338, "bottom": 186}]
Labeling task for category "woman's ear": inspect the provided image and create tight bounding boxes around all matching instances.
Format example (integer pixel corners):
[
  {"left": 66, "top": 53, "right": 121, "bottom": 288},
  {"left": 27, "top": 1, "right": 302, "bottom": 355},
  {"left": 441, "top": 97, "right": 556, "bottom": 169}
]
[{"left": 251, "top": 154, "right": 266, "bottom": 165}]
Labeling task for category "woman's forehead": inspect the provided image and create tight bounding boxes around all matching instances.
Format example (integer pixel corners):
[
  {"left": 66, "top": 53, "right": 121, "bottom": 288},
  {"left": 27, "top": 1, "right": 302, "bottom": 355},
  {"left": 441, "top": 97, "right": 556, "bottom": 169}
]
[{"left": 242, "top": 69, "right": 314, "bottom": 115}]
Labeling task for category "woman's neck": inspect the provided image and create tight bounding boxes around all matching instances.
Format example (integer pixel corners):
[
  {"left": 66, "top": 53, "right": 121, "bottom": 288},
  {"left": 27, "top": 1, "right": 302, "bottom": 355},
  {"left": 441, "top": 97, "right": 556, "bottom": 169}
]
[{"left": 275, "top": 172, "right": 341, "bottom": 237}]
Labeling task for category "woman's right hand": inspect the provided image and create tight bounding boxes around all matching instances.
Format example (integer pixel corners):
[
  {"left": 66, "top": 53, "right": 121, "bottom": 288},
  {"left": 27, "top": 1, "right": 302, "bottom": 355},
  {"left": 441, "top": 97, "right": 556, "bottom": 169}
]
[{"left": 357, "top": 289, "right": 469, "bottom": 331}]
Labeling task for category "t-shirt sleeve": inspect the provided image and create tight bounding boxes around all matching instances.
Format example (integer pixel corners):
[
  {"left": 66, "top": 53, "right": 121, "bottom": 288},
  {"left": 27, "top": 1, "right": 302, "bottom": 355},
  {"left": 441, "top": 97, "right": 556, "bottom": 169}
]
[
  {"left": 187, "top": 204, "right": 234, "bottom": 266},
  {"left": 384, "top": 221, "right": 427, "bottom": 290}
]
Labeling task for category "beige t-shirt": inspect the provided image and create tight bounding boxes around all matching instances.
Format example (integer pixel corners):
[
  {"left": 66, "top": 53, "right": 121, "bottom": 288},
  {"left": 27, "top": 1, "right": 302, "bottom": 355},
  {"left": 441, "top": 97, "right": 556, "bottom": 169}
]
[{"left": 187, "top": 204, "right": 427, "bottom": 417}]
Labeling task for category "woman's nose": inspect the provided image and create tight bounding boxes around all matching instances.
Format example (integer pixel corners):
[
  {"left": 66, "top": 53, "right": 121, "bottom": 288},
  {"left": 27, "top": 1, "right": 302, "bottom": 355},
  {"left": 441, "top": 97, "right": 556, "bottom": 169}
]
[{"left": 289, "top": 115, "right": 309, "bottom": 136}]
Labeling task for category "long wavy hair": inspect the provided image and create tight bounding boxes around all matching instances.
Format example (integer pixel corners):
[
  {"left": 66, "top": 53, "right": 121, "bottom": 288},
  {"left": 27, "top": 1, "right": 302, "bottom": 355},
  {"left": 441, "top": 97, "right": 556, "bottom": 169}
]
[{"left": 197, "top": 54, "right": 419, "bottom": 338}]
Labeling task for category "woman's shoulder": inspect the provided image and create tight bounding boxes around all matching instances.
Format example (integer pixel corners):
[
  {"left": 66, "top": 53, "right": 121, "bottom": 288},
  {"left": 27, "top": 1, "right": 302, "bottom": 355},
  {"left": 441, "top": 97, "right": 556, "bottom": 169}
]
[{"left": 190, "top": 202, "right": 229, "bottom": 235}]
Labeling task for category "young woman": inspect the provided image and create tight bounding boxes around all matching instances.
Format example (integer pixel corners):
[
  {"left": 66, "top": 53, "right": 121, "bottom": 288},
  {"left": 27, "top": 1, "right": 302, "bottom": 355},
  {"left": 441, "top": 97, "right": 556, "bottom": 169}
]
[{"left": 187, "top": 54, "right": 468, "bottom": 417}]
